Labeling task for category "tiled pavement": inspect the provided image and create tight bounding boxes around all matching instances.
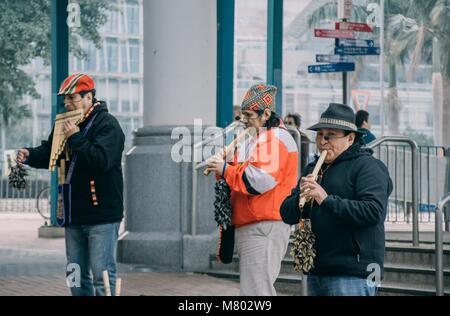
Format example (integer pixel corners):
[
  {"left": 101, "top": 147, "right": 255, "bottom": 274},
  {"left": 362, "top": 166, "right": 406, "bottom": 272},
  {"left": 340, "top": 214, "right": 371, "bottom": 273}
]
[
  {"left": 0, "top": 272, "right": 241, "bottom": 296},
  {"left": 1, "top": 213, "right": 438, "bottom": 296},
  {"left": 0, "top": 213, "right": 240, "bottom": 296}
]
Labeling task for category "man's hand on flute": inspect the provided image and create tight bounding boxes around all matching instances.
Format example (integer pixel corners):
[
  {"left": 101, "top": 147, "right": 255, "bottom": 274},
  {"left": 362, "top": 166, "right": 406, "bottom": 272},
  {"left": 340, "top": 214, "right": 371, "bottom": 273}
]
[
  {"left": 63, "top": 120, "right": 80, "bottom": 138},
  {"left": 300, "top": 174, "right": 328, "bottom": 205},
  {"left": 205, "top": 154, "right": 225, "bottom": 177}
]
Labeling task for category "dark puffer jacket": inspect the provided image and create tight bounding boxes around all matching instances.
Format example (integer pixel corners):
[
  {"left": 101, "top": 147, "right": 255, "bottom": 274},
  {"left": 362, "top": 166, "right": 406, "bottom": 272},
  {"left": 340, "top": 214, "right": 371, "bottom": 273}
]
[{"left": 280, "top": 141, "right": 393, "bottom": 278}]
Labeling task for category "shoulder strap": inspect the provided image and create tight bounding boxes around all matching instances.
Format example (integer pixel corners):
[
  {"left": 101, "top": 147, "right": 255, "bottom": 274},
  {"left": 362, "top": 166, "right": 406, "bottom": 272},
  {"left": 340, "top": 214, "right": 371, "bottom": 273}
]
[{"left": 65, "top": 113, "right": 98, "bottom": 184}]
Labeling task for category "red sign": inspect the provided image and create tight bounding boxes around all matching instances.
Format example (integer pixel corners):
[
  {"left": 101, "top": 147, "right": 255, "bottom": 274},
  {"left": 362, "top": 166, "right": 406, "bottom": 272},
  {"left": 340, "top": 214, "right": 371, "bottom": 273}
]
[
  {"left": 336, "top": 22, "right": 373, "bottom": 32},
  {"left": 314, "top": 29, "right": 356, "bottom": 39}
]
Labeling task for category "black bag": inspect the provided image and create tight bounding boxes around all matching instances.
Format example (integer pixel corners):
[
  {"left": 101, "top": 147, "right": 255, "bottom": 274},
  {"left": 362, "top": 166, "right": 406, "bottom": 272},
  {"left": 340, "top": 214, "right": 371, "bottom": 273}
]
[{"left": 217, "top": 225, "right": 235, "bottom": 264}]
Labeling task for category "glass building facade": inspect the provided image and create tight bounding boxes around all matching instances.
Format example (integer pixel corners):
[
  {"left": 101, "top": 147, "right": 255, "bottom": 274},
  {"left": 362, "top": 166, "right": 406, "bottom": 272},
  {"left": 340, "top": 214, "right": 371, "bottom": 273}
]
[{"left": 21, "top": 0, "right": 143, "bottom": 152}]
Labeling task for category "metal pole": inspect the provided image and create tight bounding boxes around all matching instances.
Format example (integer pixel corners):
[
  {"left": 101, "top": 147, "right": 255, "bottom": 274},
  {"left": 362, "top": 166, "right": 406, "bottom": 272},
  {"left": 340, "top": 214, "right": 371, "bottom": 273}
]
[
  {"left": 191, "top": 144, "right": 198, "bottom": 236},
  {"left": 343, "top": 72, "right": 348, "bottom": 104},
  {"left": 412, "top": 145, "right": 419, "bottom": 246},
  {"left": 51, "top": 0, "right": 69, "bottom": 226},
  {"left": 435, "top": 194, "right": 450, "bottom": 296},
  {"left": 217, "top": 0, "right": 235, "bottom": 128},
  {"left": 301, "top": 273, "right": 308, "bottom": 296},
  {"left": 340, "top": 14, "right": 349, "bottom": 105},
  {"left": 379, "top": 0, "right": 385, "bottom": 136},
  {"left": 267, "top": 0, "right": 283, "bottom": 115}
]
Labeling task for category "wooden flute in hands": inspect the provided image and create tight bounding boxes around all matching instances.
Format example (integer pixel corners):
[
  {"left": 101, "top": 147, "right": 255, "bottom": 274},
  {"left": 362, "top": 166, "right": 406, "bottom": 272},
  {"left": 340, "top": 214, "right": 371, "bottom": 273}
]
[
  {"left": 299, "top": 150, "right": 328, "bottom": 208},
  {"left": 204, "top": 128, "right": 250, "bottom": 176}
]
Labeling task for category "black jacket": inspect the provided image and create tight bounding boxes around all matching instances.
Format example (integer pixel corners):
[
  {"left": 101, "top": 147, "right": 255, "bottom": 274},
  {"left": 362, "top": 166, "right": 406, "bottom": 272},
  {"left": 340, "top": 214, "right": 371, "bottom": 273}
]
[
  {"left": 27, "top": 102, "right": 125, "bottom": 226},
  {"left": 280, "top": 141, "right": 393, "bottom": 278}
]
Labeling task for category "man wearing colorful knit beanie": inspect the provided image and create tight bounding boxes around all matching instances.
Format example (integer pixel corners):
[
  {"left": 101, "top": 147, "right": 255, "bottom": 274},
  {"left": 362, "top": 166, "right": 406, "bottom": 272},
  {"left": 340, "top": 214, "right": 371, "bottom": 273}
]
[{"left": 206, "top": 84, "right": 299, "bottom": 295}]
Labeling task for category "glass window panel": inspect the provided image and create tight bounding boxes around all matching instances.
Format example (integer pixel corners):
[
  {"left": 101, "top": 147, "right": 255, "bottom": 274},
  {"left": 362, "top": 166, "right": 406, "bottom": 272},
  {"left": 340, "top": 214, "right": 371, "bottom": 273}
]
[
  {"left": 131, "top": 80, "right": 140, "bottom": 112},
  {"left": 99, "top": 44, "right": 106, "bottom": 72},
  {"left": 121, "top": 80, "right": 130, "bottom": 112},
  {"left": 129, "top": 39, "right": 140, "bottom": 73},
  {"left": 96, "top": 79, "right": 107, "bottom": 99},
  {"left": 85, "top": 42, "right": 97, "bottom": 71},
  {"left": 109, "top": 79, "right": 119, "bottom": 112},
  {"left": 106, "top": 38, "right": 118, "bottom": 73},
  {"left": 105, "top": 3, "right": 119, "bottom": 34},
  {"left": 126, "top": 0, "right": 140, "bottom": 35},
  {"left": 121, "top": 42, "right": 129, "bottom": 73}
]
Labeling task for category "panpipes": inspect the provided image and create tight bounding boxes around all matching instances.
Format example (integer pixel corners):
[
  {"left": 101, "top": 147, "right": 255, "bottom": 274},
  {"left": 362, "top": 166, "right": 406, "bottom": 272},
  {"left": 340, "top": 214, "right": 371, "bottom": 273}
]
[{"left": 49, "top": 109, "right": 84, "bottom": 171}]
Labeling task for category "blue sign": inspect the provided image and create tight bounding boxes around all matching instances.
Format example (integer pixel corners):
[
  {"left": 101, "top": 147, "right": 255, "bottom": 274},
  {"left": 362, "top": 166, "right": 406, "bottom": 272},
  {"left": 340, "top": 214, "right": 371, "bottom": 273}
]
[
  {"left": 337, "top": 39, "right": 375, "bottom": 48},
  {"left": 419, "top": 204, "right": 437, "bottom": 212},
  {"left": 316, "top": 54, "right": 354, "bottom": 63},
  {"left": 308, "top": 62, "right": 355, "bottom": 73},
  {"left": 335, "top": 46, "right": 381, "bottom": 55}
]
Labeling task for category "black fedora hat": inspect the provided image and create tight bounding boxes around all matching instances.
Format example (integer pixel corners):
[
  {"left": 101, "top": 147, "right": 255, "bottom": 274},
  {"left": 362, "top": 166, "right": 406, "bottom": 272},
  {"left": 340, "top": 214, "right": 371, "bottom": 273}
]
[{"left": 308, "top": 103, "right": 364, "bottom": 134}]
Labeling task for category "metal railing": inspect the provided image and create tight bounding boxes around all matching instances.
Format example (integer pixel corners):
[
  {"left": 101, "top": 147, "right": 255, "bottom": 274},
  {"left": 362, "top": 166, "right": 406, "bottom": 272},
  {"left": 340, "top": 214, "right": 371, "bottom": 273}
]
[
  {"left": 368, "top": 136, "right": 420, "bottom": 246},
  {"left": 0, "top": 168, "right": 50, "bottom": 214},
  {"left": 435, "top": 193, "right": 450, "bottom": 296},
  {"left": 372, "top": 144, "right": 447, "bottom": 224},
  {"left": 286, "top": 127, "right": 302, "bottom": 177}
]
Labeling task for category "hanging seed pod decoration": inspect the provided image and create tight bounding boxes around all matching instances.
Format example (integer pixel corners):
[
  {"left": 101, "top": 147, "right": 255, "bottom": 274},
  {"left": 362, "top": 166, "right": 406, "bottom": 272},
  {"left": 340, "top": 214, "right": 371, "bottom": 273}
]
[
  {"left": 9, "top": 164, "right": 28, "bottom": 191},
  {"left": 291, "top": 219, "right": 316, "bottom": 273},
  {"left": 213, "top": 179, "right": 232, "bottom": 230}
]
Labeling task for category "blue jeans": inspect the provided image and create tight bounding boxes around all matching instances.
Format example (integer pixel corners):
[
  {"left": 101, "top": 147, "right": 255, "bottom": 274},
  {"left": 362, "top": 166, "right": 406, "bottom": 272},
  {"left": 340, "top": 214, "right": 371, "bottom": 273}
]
[
  {"left": 307, "top": 275, "right": 378, "bottom": 296},
  {"left": 65, "top": 222, "right": 120, "bottom": 296}
]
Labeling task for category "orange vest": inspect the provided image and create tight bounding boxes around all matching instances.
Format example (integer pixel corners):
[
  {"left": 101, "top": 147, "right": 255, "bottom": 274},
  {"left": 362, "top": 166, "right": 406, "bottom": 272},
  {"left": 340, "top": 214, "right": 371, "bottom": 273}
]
[{"left": 222, "top": 127, "right": 298, "bottom": 227}]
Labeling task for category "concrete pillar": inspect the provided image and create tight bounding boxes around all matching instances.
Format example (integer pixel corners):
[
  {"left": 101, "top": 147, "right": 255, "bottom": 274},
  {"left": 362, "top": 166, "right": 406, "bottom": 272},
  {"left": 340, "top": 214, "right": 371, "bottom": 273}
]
[
  {"left": 117, "top": 0, "right": 219, "bottom": 271},
  {"left": 143, "top": 0, "right": 216, "bottom": 126}
]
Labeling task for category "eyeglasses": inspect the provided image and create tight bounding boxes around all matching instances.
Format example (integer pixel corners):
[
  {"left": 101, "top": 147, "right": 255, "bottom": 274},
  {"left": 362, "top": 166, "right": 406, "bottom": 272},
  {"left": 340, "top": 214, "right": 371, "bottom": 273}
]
[
  {"left": 316, "top": 133, "right": 349, "bottom": 141},
  {"left": 64, "top": 95, "right": 83, "bottom": 104},
  {"left": 241, "top": 112, "right": 259, "bottom": 120}
]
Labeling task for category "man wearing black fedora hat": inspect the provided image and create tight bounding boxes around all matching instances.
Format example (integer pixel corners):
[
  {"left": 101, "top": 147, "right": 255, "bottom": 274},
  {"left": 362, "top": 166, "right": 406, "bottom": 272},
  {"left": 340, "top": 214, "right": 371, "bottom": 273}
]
[{"left": 280, "top": 103, "right": 393, "bottom": 296}]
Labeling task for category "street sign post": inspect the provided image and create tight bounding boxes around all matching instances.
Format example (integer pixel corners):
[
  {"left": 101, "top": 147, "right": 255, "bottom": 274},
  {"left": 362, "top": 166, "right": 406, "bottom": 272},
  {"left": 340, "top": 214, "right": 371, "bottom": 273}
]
[
  {"left": 316, "top": 54, "right": 354, "bottom": 63},
  {"left": 336, "top": 21, "right": 373, "bottom": 32},
  {"left": 308, "top": 62, "right": 355, "bottom": 73},
  {"left": 314, "top": 29, "right": 356, "bottom": 39},
  {"left": 337, "top": 38, "right": 375, "bottom": 48},
  {"left": 335, "top": 46, "right": 380, "bottom": 55}
]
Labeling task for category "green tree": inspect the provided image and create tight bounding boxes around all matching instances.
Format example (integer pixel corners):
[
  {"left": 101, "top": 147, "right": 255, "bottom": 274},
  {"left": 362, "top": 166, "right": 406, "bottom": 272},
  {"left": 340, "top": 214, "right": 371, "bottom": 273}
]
[
  {"left": 389, "top": 0, "right": 450, "bottom": 147},
  {"left": 0, "top": 0, "right": 116, "bottom": 154}
]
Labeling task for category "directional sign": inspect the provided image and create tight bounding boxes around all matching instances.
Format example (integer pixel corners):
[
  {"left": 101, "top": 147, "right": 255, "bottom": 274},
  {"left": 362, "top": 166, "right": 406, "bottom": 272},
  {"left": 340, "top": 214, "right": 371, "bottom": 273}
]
[
  {"left": 314, "top": 29, "right": 355, "bottom": 39},
  {"left": 316, "top": 54, "right": 354, "bottom": 63},
  {"left": 308, "top": 62, "right": 355, "bottom": 73},
  {"left": 337, "top": 39, "right": 375, "bottom": 48},
  {"left": 336, "top": 21, "right": 373, "bottom": 32},
  {"left": 335, "top": 46, "right": 381, "bottom": 55}
]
